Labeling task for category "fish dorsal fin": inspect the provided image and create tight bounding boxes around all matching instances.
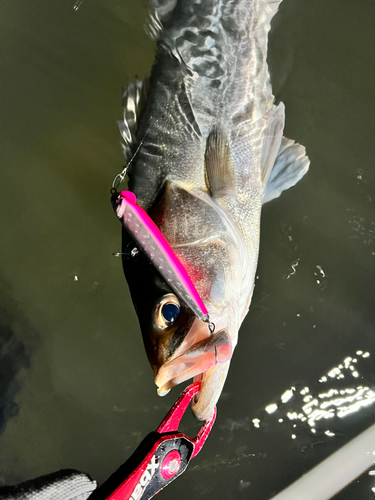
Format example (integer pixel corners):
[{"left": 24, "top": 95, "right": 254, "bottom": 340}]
[
  {"left": 204, "top": 126, "right": 236, "bottom": 199},
  {"left": 145, "top": 9, "right": 163, "bottom": 40},
  {"left": 260, "top": 102, "right": 285, "bottom": 190},
  {"left": 262, "top": 136, "right": 310, "bottom": 204},
  {"left": 118, "top": 78, "right": 149, "bottom": 162}
]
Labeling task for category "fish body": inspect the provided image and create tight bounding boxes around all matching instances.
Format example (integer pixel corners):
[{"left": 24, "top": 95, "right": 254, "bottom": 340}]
[{"left": 118, "top": 0, "right": 309, "bottom": 420}]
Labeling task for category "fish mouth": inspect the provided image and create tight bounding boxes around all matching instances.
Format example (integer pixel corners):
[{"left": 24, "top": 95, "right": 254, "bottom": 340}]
[{"left": 155, "top": 328, "right": 232, "bottom": 397}]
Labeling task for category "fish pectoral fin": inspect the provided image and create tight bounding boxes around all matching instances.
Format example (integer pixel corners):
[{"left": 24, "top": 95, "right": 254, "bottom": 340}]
[
  {"left": 204, "top": 125, "right": 236, "bottom": 199},
  {"left": 260, "top": 102, "right": 285, "bottom": 189},
  {"left": 118, "top": 78, "right": 149, "bottom": 161},
  {"left": 262, "top": 136, "right": 310, "bottom": 204},
  {"left": 260, "top": 102, "right": 309, "bottom": 204}
]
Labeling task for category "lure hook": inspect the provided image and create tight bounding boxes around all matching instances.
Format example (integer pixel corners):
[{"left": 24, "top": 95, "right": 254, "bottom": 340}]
[
  {"left": 111, "top": 168, "right": 128, "bottom": 191},
  {"left": 202, "top": 315, "right": 215, "bottom": 335}
]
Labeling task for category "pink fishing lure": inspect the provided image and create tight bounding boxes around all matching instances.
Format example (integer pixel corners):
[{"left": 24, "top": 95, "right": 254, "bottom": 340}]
[{"left": 114, "top": 191, "right": 210, "bottom": 322}]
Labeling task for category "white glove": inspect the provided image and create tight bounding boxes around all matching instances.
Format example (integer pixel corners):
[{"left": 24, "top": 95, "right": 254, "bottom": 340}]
[{"left": 0, "top": 469, "right": 97, "bottom": 500}]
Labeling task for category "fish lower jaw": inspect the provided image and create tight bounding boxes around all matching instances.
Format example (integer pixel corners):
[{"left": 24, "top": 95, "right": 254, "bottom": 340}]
[
  {"left": 155, "top": 363, "right": 209, "bottom": 398},
  {"left": 157, "top": 386, "right": 171, "bottom": 397},
  {"left": 154, "top": 329, "right": 232, "bottom": 401},
  {"left": 191, "top": 362, "right": 231, "bottom": 421},
  {"left": 155, "top": 361, "right": 231, "bottom": 422},
  {"left": 155, "top": 369, "right": 209, "bottom": 415}
]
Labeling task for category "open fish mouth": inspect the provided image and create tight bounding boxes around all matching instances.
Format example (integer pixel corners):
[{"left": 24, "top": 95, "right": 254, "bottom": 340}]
[{"left": 155, "top": 329, "right": 232, "bottom": 396}]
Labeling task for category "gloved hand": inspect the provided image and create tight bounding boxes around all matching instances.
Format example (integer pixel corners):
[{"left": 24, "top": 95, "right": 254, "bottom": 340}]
[{"left": 0, "top": 469, "right": 97, "bottom": 500}]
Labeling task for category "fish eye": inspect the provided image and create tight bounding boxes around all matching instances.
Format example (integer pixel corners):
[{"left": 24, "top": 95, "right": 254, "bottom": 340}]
[{"left": 154, "top": 294, "right": 180, "bottom": 330}]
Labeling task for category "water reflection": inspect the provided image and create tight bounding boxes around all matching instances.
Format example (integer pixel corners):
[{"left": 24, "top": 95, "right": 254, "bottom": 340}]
[{"left": 253, "top": 350, "right": 374, "bottom": 440}]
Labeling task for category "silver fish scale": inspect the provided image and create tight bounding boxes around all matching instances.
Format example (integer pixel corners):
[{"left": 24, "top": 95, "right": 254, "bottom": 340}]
[
  {"left": 131, "top": 0, "right": 278, "bottom": 207},
  {"left": 152, "top": 0, "right": 261, "bottom": 128},
  {"left": 113, "top": 0, "right": 314, "bottom": 424},
  {"left": 127, "top": 0, "right": 281, "bottom": 324},
  {"left": 155, "top": 183, "right": 251, "bottom": 317},
  {"left": 122, "top": 0, "right": 298, "bottom": 420}
]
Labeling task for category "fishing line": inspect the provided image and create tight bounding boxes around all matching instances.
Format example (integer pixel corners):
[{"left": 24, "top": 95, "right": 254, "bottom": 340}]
[{"left": 111, "top": 122, "right": 151, "bottom": 192}]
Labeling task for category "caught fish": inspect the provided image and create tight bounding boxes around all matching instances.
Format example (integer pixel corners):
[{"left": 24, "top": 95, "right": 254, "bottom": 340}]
[{"left": 115, "top": 0, "right": 309, "bottom": 420}]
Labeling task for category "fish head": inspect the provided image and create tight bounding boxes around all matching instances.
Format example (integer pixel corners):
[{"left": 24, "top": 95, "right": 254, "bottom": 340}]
[
  {"left": 121, "top": 227, "right": 197, "bottom": 373},
  {"left": 122, "top": 180, "right": 254, "bottom": 420}
]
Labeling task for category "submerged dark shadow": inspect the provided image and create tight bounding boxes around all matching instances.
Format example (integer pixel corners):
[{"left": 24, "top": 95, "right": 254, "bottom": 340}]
[{"left": 0, "top": 280, "right": 39, "bottom": 435}]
